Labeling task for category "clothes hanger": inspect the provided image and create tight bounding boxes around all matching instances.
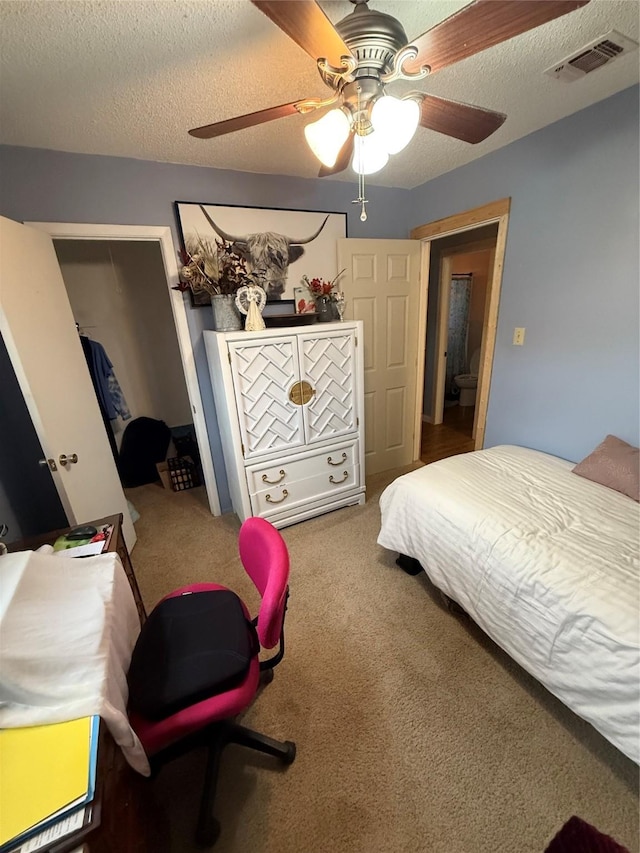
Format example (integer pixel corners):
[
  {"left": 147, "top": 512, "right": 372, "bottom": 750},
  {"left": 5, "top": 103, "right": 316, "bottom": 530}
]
[{"left": 76, "top": 322, "right": 96, "bottom": 337}]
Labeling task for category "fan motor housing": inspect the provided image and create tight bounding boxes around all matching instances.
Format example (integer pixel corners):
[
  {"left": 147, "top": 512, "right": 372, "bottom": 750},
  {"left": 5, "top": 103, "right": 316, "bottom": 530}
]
[{"left": 319, "top": 2, "right": 408, "bottom": 87}]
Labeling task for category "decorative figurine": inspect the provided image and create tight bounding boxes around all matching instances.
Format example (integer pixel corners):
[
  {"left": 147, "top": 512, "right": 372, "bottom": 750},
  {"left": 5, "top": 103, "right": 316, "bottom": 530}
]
[{"left": 235, "top": 284, "right": 267, "bottom": 332}]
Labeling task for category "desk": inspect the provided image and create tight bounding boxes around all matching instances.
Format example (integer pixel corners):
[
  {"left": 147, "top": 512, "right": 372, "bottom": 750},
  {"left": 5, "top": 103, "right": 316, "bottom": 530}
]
[
  {"left": 8, "top": 513, "right": 147, "bottom": 626},
  {"left": 6, "top": 517, "right": 166, "bottom": 853}
]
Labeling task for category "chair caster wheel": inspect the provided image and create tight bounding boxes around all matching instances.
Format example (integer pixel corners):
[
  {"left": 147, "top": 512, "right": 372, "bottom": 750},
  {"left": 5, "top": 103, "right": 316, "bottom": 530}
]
[
  {"left": 282, "top": 740, "right": 296, "bottom": 765},
  {"left": 196, "top": 816, "right": 220, "bottom": 847},
  {"left": 260, "top": 667, "right": 274, "bottom": 686}
]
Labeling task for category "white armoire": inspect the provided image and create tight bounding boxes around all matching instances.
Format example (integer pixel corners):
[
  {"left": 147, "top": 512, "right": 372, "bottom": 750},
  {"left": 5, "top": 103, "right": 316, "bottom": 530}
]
[{"left": 204, "top": 321, "right": 365, "bottom": 528}]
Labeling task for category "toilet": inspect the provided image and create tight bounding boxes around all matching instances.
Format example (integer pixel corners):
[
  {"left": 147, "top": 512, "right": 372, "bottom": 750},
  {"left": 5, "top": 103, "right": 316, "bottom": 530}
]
[{"left": 454, "top": 349, "right": 481, "bottom": 407}]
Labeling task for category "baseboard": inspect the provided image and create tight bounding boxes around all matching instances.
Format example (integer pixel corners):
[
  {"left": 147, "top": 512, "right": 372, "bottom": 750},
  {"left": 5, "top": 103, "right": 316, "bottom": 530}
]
[{"left": 422, "top": 414, "right": 434, "bottom": 424}]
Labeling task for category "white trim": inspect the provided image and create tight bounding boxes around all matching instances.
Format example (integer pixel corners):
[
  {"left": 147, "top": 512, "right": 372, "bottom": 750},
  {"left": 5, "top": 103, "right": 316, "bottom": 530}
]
[
  {"left": 25, "top": 221, "right": 221, "bottom": 515},
  {"left": 422, "top": 414, "right": 434, "bottom": 424}
]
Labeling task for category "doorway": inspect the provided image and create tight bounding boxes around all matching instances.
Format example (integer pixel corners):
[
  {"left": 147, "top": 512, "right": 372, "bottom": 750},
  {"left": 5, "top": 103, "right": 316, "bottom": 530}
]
[
  {"left": 411, "top": 199, "right": 511, "bottom": 462},
  {"left": 420, "top": 227, "right": 498, "bottom": 462},
  {"left": 420, "top": 241, "right": 494, "bottom": 463},
  {"left": 53, "top": 238, "right": 202, "bottom": 504},
  {"left": 26, "top": 221, "right": 221, "bottom": 516}
]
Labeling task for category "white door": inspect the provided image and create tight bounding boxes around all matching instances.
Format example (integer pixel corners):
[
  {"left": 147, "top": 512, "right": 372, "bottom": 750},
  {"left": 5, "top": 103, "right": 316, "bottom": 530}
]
[
  {"left": 338, "top": 239, "right": 422, "bottom": 475},
  {"left": 0, "top": 216, "right": 136, "bottom": 548}
]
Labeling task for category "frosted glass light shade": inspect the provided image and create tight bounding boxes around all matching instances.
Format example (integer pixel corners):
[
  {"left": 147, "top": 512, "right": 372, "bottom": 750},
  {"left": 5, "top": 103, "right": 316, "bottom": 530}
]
[
  {"left": 371, "top": 95, "right": 420, "bottom": 155},
  {"left": 352, "top": 131, "right": 389, "bottom": 175},
  {"left": 304, "top": 109, "right": 351, "bottom": 168}
]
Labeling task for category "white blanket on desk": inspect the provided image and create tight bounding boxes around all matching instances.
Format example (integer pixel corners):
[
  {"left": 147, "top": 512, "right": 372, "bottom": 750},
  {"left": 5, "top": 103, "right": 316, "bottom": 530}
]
[{"left": 0, "top": 549, "right": 150, "bottom": 776}]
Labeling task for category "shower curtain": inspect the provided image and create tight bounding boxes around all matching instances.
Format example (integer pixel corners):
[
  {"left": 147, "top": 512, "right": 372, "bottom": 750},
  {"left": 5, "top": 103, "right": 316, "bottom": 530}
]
[{"left": 445, "top": 275, "right": 472, "bottom": 398}]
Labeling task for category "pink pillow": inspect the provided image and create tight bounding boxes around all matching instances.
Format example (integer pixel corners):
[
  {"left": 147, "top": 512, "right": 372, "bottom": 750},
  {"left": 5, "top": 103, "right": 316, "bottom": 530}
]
[{"left": 572, "top": 435, "right": 639, "bottom": 502}]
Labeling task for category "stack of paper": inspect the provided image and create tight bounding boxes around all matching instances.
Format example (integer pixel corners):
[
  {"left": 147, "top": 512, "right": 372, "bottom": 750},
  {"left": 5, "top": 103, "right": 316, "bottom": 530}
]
[
  {"left": 52, "top": 525, "right": 114, "bottom": 559},
  {"left": 0, "top": 716, "right": 99, "bottom": 853}
]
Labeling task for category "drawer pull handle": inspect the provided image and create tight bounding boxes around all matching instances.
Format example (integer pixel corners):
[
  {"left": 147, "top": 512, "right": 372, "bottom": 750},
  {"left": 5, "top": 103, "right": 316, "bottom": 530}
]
[
  {"left": 266, "top": 489, "right": 289, "bottom": 504},
  {"left": 262, "top": 469, "right": 286, "bottom": 485},
  {"left": 329, "top": 471, "right": 349, "bottom": 485},
  {"left": 327, "top": 452, "right": 347, "bottom": 466}
]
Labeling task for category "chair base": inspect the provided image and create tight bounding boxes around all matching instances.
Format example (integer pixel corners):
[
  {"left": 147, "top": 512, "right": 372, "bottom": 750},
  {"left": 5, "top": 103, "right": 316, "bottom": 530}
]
[
  {"left": 229, "top": 723, "right": 296, "bottom": 764},
  {"left": 196, "top": 721, "right": 295, "bottom": 847},
  {"left": 152, "top": 720, "right": 295, "bottom": 848}
]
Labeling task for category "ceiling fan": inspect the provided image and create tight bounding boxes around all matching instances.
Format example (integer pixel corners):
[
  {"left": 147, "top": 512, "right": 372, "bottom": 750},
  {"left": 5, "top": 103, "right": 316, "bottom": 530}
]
[{"left": 189, "top": 0, "right": 589, "bottom": 214}]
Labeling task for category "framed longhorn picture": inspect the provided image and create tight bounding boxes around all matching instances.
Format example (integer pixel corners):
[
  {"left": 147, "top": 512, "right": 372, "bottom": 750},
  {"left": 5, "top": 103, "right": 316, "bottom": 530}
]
[{"left": 175, "top": 201, "right": 347, "bottom": 306}]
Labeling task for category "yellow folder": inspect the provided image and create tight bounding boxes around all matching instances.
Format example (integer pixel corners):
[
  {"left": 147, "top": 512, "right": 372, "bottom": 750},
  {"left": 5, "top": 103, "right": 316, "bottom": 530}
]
[{"left": 0, "top": 717, "right": 93, "bottom": 847}]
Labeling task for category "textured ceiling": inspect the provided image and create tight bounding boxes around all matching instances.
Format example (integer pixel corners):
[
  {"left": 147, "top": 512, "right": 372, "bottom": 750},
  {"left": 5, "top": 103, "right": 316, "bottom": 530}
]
[{"left": 0, "top": 0, "right": 638, "bottom": 189}]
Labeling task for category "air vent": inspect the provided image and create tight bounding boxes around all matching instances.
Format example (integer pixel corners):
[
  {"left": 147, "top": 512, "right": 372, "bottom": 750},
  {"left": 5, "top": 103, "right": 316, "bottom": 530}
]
[{"left": 545, "top": 30, "right": 638, "bottom": 81}]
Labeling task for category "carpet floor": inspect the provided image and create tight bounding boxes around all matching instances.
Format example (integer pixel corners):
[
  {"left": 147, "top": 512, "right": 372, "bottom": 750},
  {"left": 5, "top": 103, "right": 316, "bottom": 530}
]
[{"left": 125, "top": 469, "right": 639, "bottom": 853}]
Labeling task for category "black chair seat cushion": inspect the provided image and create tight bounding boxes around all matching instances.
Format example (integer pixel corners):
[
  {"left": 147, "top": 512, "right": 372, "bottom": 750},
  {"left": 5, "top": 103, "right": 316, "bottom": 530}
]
[{"left": 127, "top": 589, "right": 258, "bottom": 720}]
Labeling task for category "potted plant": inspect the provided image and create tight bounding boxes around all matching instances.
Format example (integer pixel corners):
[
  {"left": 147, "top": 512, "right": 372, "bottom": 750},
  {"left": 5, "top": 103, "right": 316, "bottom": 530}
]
[
  {"left": 174, "top": 238, "right": 263, "bottom": 331},
  {"left": 300, "top": 270, "right": 345, "bottom": 322}
]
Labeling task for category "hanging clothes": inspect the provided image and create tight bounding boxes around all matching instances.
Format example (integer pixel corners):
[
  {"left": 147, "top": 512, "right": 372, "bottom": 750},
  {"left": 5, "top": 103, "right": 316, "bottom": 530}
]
[
  {"left": 82, "top": 337, "right": 131, "bottom": 422},
  {"left": 79, "top": 335, "right": 130, "bottom": 468}
]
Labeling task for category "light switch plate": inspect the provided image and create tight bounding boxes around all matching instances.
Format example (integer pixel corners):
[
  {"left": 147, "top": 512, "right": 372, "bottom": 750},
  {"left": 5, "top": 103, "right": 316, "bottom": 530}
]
[{"left": 513, "top": 327, "right": 526, "bottom": 346}]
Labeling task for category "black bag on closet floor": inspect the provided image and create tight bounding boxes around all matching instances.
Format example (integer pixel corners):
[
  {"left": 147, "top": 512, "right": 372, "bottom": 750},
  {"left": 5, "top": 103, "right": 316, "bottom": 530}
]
[{"left": 118, "top": 417, "right": 171, "bottom": 488}]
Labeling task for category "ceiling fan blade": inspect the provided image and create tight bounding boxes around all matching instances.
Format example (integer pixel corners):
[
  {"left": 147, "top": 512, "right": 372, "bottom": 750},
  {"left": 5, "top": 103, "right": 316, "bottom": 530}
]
[
  {"left": 251, "top": 0, "right": 353, "bottom": 68},
  {"left": 404, "top": 0, "right": 590, "bottom": 76},
  {"left": 189, "top": 101, "right": 306, "bottom": 139},
  {"left": 419, "top": 95, "right": 506, "bottom": 144},
  {"left": 318, "top": 134, "right": 355, "bottom": 177}
]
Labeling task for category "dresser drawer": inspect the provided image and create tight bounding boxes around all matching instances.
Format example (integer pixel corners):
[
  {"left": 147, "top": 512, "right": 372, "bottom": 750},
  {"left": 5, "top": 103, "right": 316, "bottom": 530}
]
[
  {"left": 246, "top": 441, "right": 360, "bottom": 517},
  {"left": 246, "top": 441, "right": 359, "bottom": 494},
  {"left": 250, "top": 464, "right": 361, "bottom": 518}
]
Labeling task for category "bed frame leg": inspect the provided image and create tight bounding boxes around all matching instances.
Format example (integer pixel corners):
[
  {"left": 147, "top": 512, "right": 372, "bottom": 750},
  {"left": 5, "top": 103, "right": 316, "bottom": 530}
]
[
  {"left": 440, "top": 592, "right": 466, "bottom": 615},
  {"left": 396, "top": 554, "right": 423, "bottom": 576}
]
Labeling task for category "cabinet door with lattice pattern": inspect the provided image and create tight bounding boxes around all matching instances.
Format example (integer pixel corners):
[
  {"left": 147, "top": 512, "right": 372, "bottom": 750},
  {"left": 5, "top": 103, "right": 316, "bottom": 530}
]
[
  {"left": 299, "top": 330, "right": 357, "bottom": 445},
  {"left": 228, "top": 337, "right": 305, "bottom": 460}
]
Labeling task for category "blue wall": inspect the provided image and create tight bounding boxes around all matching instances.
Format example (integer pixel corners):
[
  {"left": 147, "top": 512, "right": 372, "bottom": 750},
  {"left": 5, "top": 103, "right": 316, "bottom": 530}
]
[
  {"left": 408, "top": 85, "right": 639, "bottom": 462},
  {"left": 1, "top": 84, "right": 638, "bottom": 518},
  {"left": 0, "top": 149, "right": 411, "bottom": 511}
]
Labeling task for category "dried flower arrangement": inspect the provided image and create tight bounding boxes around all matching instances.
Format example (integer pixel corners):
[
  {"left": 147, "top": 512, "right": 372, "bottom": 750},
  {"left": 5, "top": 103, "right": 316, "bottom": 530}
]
[{"left": 173, "top": 237, "right": 264, "bottom": 298}]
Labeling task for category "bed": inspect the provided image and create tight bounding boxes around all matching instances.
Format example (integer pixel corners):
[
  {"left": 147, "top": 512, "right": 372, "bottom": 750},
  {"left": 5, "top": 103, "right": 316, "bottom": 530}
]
[{"left": 377, "top": 444, "right": 640, "bottom": 764}]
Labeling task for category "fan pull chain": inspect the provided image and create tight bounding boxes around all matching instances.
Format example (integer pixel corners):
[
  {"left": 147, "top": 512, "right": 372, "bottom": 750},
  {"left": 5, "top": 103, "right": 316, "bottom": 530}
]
[
  {"left": 358, "top": 170, "right": 368, "bottom": 222},
  {"left": 352, "top": 83, "right": 369, "bottom": 222}
]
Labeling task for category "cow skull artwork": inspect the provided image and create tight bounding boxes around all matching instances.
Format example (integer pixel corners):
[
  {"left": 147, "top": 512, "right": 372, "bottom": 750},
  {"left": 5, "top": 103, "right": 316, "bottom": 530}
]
[{"left": 199, "top": 205, "right": 330, "bottom": 300}]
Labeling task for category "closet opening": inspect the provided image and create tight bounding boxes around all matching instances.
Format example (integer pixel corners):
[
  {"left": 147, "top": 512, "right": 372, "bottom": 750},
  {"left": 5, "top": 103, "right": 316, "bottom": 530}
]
[{"left": 53, "top": 238, "right": 206, "bottom": 509}]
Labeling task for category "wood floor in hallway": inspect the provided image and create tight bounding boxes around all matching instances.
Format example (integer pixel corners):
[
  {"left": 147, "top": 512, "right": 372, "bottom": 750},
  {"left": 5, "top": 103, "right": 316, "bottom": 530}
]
[{"left": 420, "top": 403, "right": 475, "bottom": 465}]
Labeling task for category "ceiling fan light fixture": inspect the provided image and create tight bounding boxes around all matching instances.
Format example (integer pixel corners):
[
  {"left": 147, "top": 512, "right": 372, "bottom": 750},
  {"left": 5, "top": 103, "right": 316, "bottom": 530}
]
[
  {"left": 352, "top": 131, "right": 389, "bottom": 176},
  {"left": 304, "top": 108, "right": 351, "bottom": 168},
  {"left": 371, "top": 95, "right": 420, "bottom": 155}
]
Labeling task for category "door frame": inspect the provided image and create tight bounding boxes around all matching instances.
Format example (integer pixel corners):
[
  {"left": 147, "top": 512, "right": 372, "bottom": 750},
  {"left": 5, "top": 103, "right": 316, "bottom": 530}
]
[
  {"left": 433, "top": 237, "right": 498, "bottom": 427},
  {"left": 411, "top": 198, "right": 511, "bottom": 456},
  {"left": 26, "top": 221, "right": 221, "bottom": 515}
]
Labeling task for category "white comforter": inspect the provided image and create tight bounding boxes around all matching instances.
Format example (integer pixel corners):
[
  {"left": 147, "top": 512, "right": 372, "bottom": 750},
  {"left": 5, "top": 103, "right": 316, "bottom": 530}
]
[{"left": 378, "top": 445, "right": 640, "bottom": 764}]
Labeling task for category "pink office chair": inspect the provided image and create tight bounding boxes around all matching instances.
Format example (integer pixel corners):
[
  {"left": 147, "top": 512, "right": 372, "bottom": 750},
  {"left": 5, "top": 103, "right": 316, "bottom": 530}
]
[{"left": 127, "top": 517, "right": 295, "bottom": 847}]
